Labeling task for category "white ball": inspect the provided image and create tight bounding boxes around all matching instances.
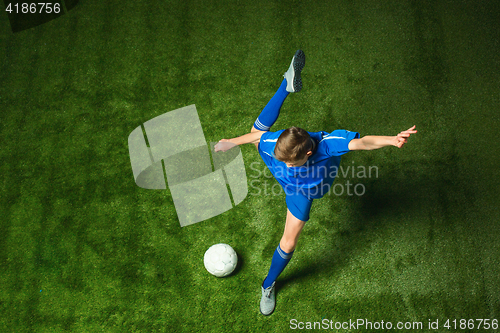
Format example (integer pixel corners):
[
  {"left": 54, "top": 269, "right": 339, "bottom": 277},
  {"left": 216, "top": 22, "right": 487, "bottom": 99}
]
[{"left": 204, "top": 243, "right": 238, "bottom": 277}]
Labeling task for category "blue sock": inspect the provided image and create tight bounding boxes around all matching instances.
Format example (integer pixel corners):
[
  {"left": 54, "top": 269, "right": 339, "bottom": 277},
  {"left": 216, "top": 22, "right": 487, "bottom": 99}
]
[
  {"left": 262, "top": 244, "right": 294, "bottom": 289},
  {"left": 253, "top": 79, "right": 289, "bottom": 131}
]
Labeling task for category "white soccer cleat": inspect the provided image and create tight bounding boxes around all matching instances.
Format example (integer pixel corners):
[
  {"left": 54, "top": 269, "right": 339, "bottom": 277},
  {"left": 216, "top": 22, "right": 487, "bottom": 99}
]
[
  {"left": 259, "top": 281, "right": 276, "bottom": 316},
  {"left": 284, "top": 50, "right": 306, "bottom": 92}
]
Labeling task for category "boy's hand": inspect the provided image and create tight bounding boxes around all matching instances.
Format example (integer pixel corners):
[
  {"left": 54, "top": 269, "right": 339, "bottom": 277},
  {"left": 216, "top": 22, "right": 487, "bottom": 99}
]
[
  {"left": 214, "top": 139, "right": 238, "bottom": 152},
  {"left": 214, "top": 131, "right": 265, "bottom": 152},
  {"left": 393, "top": 125, "right": 417, "bottom": 148}
]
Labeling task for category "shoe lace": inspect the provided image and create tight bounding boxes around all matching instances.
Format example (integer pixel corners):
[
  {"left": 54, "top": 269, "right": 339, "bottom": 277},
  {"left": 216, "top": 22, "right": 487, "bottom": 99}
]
[{"left": 264, "top": 286, "right": 273, "bottom": 298}]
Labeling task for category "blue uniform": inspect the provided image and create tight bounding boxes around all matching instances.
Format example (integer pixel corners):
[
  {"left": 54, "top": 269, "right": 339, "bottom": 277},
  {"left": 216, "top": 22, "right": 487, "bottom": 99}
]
[{"left": 258, "top": 129, "right": 360, "bottom": 221}]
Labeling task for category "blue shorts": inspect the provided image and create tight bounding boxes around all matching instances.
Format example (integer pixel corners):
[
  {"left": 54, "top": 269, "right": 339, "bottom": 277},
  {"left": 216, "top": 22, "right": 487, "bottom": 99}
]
[{"left": 285, "top": 191, "right": 313, "bottom": 222}]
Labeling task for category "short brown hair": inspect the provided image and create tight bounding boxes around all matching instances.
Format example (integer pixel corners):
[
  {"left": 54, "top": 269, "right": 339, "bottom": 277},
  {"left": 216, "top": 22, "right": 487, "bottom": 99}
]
[{"left": 274, "top": 127, "right": 312, "bottom": 163}]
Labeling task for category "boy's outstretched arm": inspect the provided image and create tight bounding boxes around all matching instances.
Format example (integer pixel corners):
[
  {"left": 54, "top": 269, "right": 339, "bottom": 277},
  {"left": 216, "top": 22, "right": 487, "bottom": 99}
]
[
  {"left": 214, "top": 131, "right": 266, "bottom": 152},
  {"left": 348, "top": 126, "right": 417, "bottom": 151}
]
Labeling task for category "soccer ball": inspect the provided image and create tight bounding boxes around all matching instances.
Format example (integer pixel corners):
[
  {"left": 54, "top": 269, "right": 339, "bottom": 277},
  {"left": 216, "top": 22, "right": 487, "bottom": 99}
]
[{"left": 204, "top": 243, "right": 238, "bottom": 277}]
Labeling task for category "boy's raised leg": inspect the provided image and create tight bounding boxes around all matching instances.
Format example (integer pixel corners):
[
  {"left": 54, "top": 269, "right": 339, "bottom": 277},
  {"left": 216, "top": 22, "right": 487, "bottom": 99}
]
[{"left": 251, "top": 50, "right": 306, "bottom": 140}]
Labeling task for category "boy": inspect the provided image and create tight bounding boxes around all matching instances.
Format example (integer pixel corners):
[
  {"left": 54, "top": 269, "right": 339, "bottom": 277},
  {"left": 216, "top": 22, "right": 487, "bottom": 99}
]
[{"left": 215, "top": 50, "right": 417, "bottom": 315}]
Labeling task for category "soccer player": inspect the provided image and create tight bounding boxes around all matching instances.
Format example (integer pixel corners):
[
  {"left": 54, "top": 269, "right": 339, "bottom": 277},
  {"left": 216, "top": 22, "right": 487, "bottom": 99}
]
[{"left": 215, "top": 50, "right": 417, "bottom": 316}]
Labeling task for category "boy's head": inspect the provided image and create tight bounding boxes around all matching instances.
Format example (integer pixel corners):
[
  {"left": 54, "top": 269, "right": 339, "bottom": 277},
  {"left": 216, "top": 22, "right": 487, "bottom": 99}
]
[{"left": 274, "top": 127, "right": 314, "bottom": 167}]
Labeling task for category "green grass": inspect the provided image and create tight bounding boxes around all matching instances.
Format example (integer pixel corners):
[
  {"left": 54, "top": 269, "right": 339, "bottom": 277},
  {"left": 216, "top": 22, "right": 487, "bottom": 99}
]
[{"left": 1, "top": 0, "right": 499, "bottom": 332}]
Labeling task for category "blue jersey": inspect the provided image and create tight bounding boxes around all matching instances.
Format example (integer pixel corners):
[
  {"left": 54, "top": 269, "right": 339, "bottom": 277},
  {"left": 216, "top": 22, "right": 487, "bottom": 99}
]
[{"left": 258, "top": 129, "right": 360, "bottom": 199}]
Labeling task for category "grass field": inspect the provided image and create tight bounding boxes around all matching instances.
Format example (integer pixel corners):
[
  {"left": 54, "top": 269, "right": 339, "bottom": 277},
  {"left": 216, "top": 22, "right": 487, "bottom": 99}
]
[{"left": 1, "top": 0, "right": 499, "bottom": 332}]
